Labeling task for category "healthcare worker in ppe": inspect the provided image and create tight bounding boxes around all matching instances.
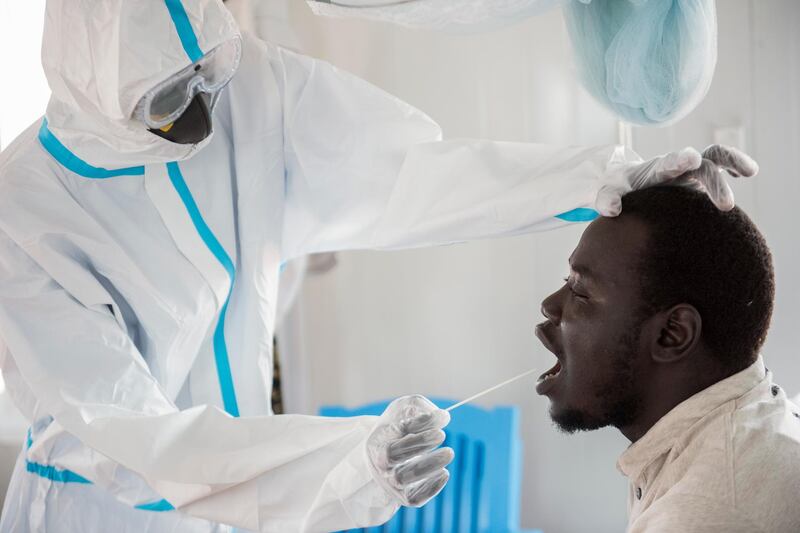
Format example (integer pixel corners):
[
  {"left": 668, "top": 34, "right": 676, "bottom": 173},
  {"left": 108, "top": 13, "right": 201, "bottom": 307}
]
[{"left": 0, "top": 1, "right": 756, "bottom": 532}]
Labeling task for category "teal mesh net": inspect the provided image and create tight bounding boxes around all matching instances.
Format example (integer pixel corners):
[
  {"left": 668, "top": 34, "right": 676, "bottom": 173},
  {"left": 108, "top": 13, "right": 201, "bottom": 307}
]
[
  {"left": 563, "top": 0, "right": 717, "bottom": 125},
  {"left": 308, "top": 0, "right": 718, "bottom": 125}
]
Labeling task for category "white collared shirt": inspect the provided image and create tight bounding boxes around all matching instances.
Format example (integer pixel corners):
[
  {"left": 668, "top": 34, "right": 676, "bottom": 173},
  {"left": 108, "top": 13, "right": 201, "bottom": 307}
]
[{"left": 618, "top": 358, "right": 800, "bottom": 532}]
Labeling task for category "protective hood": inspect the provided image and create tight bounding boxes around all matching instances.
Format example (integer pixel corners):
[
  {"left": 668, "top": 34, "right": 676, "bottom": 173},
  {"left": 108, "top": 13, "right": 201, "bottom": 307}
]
[
  {"left": 306, "top": 0, "right": 565, "bottom": 33},
  {"left": 42, "top": 0, "right": 240, "bottom": 168}
]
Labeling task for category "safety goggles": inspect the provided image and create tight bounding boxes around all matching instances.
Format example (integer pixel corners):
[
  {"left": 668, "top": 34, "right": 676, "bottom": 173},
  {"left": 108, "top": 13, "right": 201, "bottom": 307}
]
[{"left": 136, "top": 37, "right": 242, "bottom": 130}]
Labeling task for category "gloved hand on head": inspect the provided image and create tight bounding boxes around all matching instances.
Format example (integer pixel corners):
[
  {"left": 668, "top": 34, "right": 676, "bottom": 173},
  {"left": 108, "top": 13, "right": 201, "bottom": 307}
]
[
  {"left": 367, "top": 395, "right": 454, "bottom": 508},
  {"left": 596, "top": 145, "right": 760, "bottom": 217}
]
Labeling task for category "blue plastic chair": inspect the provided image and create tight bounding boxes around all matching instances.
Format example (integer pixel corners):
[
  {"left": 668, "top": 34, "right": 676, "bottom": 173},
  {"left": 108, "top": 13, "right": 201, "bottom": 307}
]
[{"left": 320, "top": 398, "right": 542, "bottom": 533}]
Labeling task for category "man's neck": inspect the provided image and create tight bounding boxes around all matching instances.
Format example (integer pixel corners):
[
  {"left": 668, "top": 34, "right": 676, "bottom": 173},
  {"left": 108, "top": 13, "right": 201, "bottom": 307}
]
[
  {"left": 618, "top": 393, "right": 697, "bottom": 443},
  {"left": 617, "top": 358, "right": 735, "bottom": 443}
]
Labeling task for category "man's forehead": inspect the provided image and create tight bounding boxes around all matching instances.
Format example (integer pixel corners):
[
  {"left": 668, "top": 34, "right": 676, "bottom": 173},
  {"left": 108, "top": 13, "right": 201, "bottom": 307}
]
[{"left": 569, "top": 216, "right": 650, "bottom": 283}]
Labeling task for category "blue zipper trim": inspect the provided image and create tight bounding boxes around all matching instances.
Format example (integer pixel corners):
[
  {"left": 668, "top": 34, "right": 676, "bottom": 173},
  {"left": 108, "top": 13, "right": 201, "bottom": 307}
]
[
  {"left": 24, "top": 429, "right": 90, "bottom": 485},
  {"left": 24, "top": 430, "right": 89, "bottom": 484},
  {"left": 26, "top": 461, "right": 92, "bottom": 484},
  {"left": 164, "top": 0, "right": 204, "bottom": 62},
  {"left": 555, "top": 207, "right": 599, "bottom": 222},
  {"left": 166, "top": 162, "right": 240, "bottom": 417},
  {"left": 135, "top": 499, "right": 176, "bottom": 512},
  {"left": 24, "top": 430, "right": 174, "bottom": 511},
  {"left": 37, "top": 119, "right": 145, "bottom": 178}
]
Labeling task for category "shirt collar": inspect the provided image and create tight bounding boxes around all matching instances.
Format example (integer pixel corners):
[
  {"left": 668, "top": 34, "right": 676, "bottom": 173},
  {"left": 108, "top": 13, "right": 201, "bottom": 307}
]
[{"left": 617, "top": 357, "right": 768, "bottom": 481}]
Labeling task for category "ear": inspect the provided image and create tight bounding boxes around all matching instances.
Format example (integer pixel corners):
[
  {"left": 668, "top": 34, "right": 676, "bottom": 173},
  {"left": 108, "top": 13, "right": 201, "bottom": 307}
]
[{"left": 649, "top": 304, "right": 702, "bottom": 363}]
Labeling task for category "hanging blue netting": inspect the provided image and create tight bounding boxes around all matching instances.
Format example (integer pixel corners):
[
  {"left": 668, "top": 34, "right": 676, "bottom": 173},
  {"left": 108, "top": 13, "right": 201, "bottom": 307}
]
[
  {"left": 308, "top": 0, "right": 718, "bottom": 125},
  {"left": 562, "top": 0, "right": 717, "bottom": 125}
]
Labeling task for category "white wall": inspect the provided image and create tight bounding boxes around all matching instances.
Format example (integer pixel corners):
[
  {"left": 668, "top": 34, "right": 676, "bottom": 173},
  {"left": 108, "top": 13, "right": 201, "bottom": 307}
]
[
  {"left": 0, "top": 0, "right": 48, "bottom": 149},
  {"left": 269, "top": 2, "right": 800, "bottom": 533}
]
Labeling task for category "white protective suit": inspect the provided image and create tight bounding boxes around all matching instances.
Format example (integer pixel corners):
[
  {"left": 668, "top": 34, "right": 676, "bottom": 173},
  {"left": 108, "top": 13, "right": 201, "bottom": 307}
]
[
  {"left": 306, "top": 0, "right": 566, "bottom": 32},
  {"left": 0, "top": 1, "right": 701, "bottom": 532}
]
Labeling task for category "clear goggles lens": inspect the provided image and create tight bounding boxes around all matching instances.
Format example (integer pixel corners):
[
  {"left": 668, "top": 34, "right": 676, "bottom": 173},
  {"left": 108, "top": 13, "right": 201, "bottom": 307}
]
[{"left": 138, "top": 38, "right": 241, "bottom": 129}]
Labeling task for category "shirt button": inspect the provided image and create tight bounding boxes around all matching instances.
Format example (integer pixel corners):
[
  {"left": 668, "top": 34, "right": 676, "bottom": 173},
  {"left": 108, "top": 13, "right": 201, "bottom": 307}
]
[
  {"left": 636, "top": 487, "right": 643, "bottom": 500},
  {"left": 771, "top": 385, "right": 780, "bottom": 397}
]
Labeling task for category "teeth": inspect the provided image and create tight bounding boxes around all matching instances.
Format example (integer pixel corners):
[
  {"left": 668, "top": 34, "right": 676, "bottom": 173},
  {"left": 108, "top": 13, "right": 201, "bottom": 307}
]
[{"left": 537, "top": 367, "right": 561, "bottom": 383}]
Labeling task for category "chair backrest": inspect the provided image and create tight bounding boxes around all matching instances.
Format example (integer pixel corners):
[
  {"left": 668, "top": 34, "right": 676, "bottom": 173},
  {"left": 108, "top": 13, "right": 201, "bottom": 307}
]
[{"left": 320, "top": 398, "right": 523, "bottom": 533}]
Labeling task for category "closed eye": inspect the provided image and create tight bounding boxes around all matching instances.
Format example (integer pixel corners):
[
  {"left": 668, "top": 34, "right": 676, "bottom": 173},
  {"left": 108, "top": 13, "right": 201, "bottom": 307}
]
[{"left": 563, "top": 277, "right": 588, "bottom": 299}]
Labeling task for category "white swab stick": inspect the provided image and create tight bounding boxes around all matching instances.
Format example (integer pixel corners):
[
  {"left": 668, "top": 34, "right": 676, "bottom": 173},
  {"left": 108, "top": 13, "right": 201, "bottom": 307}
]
[{"left": 445, "top": 368, "right": 539, "bottom": 412}]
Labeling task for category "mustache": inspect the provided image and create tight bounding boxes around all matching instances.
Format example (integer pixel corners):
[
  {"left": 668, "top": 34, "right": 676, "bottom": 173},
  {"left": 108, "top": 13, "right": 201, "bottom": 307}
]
[{"left": 535, "top": 321, "right": 562, "bottom": 358}]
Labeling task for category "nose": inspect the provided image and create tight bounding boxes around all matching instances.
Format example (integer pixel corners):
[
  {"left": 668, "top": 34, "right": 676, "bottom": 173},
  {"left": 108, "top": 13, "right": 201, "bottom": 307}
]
[{"left": 540, "top": 287, "right": 564, "bottom": 325}]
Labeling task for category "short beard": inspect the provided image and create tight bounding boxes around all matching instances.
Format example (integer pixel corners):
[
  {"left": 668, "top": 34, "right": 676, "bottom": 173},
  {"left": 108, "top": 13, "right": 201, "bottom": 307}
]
[{"left": 551, "top": 324, "right": 642, "bottom": 434}]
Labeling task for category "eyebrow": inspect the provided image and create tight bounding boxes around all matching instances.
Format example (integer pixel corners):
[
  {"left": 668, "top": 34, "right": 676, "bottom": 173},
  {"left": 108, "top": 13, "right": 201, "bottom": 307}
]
[{"left": 568, "top": 261, "right": 599, "bottom": 283}]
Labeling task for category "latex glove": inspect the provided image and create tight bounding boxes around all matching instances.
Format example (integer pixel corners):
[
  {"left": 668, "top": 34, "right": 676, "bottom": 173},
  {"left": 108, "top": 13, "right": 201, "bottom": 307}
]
[
  {"left": 367, "top": 395, "right": 454, "bottom": 508},
  {"left": 596, "top": 144, "right": 759, "bottom": 216}
]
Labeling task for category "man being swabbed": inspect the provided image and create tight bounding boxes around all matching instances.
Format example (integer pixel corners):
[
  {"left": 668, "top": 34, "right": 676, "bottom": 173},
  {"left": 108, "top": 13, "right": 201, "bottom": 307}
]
[{"left": 534, "top": 185, "right": 800, "bottom": 532}]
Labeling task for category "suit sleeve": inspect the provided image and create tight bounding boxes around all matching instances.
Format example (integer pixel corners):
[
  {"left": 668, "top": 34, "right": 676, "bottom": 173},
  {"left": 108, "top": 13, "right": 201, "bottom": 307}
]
[
  {"left": 274, "top": 44, "right": 641, "bottom": 259},
  {"left": 0, "top": 228, "right": 397, "bottom": 532}
]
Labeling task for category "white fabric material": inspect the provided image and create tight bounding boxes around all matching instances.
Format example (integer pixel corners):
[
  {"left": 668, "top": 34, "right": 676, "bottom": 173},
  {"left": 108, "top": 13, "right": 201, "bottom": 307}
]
[
  {"left": 1, "top": 445, "right": 232, "bottom": 533},
  {"left": 618, "top": 358, "right": 800, "bottom": 533},
  {"left": 306, "top": 0, "right": 565, "bottom": 32},
  {"left": 42, "top": 0, "right": 239, "bottom": 167},
  {"left": 0, "top": 2, "right": 643, "bottom": 530}
]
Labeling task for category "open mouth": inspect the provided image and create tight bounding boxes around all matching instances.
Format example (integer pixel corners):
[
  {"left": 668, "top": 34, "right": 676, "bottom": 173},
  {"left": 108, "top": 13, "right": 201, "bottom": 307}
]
[
  {"left": 535, "top": 359, "right": 563, "bottom": 395},
  {"left": 537, "top": 360, "right": 562, "bottom": 384},
  {"left": 535, "top": 323, "right": 564, "bottom": 395}
]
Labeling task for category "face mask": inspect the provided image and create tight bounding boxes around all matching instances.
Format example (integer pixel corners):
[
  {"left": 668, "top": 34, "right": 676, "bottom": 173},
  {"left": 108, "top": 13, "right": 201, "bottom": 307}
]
[{"left": 148, "top": 92, "right": 213, "bottom": 145}]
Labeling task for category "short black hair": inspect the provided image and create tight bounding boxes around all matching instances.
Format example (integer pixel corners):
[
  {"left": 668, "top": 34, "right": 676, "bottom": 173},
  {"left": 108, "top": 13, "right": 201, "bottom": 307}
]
[{"left": 621, "top": 186, "right": 775, "bottom": 371}]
